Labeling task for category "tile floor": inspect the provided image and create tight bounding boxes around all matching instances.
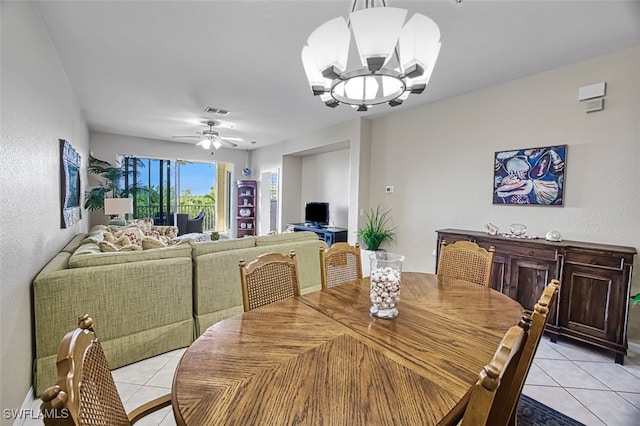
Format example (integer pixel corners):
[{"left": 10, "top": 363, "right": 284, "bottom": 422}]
[{"left": 22, "top": 338, "right": 640, "bottom": 425}]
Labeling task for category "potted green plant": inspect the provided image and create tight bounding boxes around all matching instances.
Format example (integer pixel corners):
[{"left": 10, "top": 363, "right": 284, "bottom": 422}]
[{"left": 357, "top": 206, "right": 397, "bottom": 251}]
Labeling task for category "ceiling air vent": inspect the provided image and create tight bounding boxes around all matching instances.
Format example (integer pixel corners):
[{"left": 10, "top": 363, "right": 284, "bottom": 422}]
[{"left": 204, "top": 107, "right": 230, "bottom": 116}]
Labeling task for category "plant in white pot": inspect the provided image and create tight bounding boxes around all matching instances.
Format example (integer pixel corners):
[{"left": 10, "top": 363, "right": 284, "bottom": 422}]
[{"left": 357, "top": 206, "right": 397, "bottom": 276}]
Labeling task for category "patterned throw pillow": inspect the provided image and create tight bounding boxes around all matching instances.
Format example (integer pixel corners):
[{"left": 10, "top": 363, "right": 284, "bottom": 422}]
[
  {"left": 114, "top": 226, "right": 144, "bottom": 247},
  {"left": 149, "top": 226, "right": 179, "bottom": 239}
]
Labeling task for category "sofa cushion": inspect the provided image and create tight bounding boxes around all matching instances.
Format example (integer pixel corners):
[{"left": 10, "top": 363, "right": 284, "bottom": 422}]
[
  {"left": 74, "top": 242, "right": 102, "bottom": 255},
  {"left": 254, "top": 231, "right": 319, "bottom": 247},
  {"left": 192, "top": 237, "right": 256, "bottom": 257},
  {"left": 68, "top": 244, "right": 192, "bottom": 268},
  {"left": 61, "top": 234, "right": 89, "bottom": 253},
  {"left": 35, "top": 252, "right": 71, "bottom": 276}
]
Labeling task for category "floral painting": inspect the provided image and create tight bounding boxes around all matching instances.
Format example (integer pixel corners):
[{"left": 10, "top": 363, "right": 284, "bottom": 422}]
[{"left": 493, "top": 145, "right": 566, "bottom": 206}]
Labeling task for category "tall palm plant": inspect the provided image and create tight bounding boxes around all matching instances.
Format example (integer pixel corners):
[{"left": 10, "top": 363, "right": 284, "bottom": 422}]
[{"left": 84, "top": 155, "right": 147, "bottom": 211}]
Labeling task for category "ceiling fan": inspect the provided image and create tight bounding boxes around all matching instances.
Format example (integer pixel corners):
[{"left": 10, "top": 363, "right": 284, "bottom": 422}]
[{"left": 172, "top": 121, "right": 243, "bottom": 149}]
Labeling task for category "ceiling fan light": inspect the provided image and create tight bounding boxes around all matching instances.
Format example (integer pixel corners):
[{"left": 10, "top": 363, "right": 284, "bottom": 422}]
[
  {"left": 199, "top": 139, "right": 211, "bottom": 150},
  {"left": 350, "top": 7, "right": 407, "bottom": 68},
  {"left": 213, "top": 140, "right": 222, "bottom": 150}
]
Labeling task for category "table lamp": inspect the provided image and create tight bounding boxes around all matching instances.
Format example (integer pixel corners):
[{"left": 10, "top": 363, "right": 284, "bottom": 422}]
[{"left": 104, "top": 198, "right": 133, "bottom": 226}]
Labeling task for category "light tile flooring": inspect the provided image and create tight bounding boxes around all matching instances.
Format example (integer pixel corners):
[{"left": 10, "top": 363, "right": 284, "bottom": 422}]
[{"left": 23, "top": 338, "right": 640, "bottom": 426}]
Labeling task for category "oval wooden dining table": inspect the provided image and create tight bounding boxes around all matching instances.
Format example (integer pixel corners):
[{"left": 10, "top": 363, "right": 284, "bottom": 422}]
[{"left": 172, "top": 272, "right": 523, "bottom": 425}]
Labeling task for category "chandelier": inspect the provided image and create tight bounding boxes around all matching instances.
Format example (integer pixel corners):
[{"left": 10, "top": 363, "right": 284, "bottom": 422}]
[{"left": 301, "top": 0, "right": 441, "bottom": 111}]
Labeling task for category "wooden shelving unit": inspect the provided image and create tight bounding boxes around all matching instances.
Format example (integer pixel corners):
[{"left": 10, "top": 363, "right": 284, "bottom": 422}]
[{"left": 236, "top": 180, "right": 257, "bottom": 237}]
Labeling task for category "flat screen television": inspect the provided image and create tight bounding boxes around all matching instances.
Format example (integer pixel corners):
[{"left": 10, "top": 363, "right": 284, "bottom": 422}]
[{"left": 305, "top": 202, "right": 330, "bottom": 227}]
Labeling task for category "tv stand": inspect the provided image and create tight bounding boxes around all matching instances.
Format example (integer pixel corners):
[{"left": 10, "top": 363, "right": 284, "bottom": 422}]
[
  {"left": 305, "top": 223, "right": 326, "bottom": 229},
  {"left": 289, "top": 223, "right": 348, "bottom": 246}
]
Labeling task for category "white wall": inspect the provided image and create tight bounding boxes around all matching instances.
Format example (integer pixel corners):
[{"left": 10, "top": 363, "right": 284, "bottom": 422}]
[
  {"left": 368, "top": 45, "right": 639, "bottom": 273},
  {"left": 251, "top": 118, "right": 371, "bottom": 241},
  {"left": 300, "top": 149, "right": 350, "bottom": 228},
  {"left": 0, "top": 2, "right": 90, "bottom": 421}
]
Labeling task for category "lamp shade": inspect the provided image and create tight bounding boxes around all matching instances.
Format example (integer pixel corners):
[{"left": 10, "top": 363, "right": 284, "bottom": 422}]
[{"left": 104, "top": 198, "right": 133, "bottom": 215}]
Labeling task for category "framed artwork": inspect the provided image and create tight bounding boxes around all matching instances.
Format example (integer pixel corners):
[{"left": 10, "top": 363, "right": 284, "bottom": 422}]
[
  {"left": 493, "top": 144, "right": 566, "bottom": 206},
  {"left": 60, "top": 139, "right": 82, "bottom": 227}
]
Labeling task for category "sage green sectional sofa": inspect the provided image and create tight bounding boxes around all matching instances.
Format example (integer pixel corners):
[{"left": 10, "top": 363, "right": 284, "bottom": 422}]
[
  {"left": 192, "top": 232, "right": 328, "bottom": 335},
  {"left": 32, "top": 229, "right": 327, "bottom": 395}
]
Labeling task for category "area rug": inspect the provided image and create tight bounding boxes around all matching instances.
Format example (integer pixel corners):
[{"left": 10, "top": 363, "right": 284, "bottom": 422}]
[{"left": 517, "top": 394, "right": 585, "bottom": 426}]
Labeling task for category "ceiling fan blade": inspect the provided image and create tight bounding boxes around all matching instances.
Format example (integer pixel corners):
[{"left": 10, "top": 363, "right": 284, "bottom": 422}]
[
  {"left": 220, "top": 136, "right": 243, "bottom": 142},
  {"left": 172, "top": 135, "right": 201, "bottom": 139}
]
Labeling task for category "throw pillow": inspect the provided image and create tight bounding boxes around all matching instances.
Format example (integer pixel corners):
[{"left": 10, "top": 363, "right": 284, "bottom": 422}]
[
  {"left": 113, "top": 235, "right": 132, "bottom": 247},
  {"left": 114, "top": 226, "right": 144, "bottom": 247},
  {"left": 98, "top": 241, "right": 119, "bottom": 252},
  {"left": 142, "top": 236, "right": 167, "bottom": 250}
]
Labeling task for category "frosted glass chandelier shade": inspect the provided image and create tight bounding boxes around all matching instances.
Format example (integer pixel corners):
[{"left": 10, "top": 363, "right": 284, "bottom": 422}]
[
  {"left": 350, "top": 7, "right": 407, "bottom": 69},
  {"left": 301, "top": 1, "right": 441, "bottom": 110}
]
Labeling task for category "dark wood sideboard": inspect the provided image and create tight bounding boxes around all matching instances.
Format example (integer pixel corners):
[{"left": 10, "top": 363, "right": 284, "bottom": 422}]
[{"left": 436, "top": 228, "right": 636, "bottom": 364}]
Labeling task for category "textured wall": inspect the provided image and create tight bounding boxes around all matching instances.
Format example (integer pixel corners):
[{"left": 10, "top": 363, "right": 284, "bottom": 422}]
[{"left": 0, "top": 2, "right": 89, "bottom": 421}]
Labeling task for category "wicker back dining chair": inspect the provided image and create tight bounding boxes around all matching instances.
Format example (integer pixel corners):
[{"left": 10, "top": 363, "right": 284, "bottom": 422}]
[
  {"left": 239, "top": 250, "right": 300, "bottom": 312},
  {"left": 488, "top": 279, "right": 560, "bottom": 425},
  {"left": 39, "top": 314, "right": 171, "bottom": 425},
  {"left": 461, "top": 279, "right": 560, "bottom": 426},
  {"left": 319, "top": 242, "right": 362, "bottom": 289},
  {"left": 460, "top": 319, "right": 529, "bottom": 426},
  {"left": 437, "top": 240, "right": 495, "bottom": 286}
]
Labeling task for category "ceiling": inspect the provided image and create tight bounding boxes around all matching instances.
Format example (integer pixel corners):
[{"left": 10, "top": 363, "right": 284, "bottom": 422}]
[{"left": 34, "top": 1, "right": 640, "bottom": 150}]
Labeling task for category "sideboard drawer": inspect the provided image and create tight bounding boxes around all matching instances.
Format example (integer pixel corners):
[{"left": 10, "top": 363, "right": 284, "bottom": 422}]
[
  {"left": 493, "top": 244, "right": 558, "bottom": 261},
  {"left": 565, "top": 251, "right": 625, "bottom": 270}
]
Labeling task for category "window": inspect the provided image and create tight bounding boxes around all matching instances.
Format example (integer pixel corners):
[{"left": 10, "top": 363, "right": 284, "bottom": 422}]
[{"left": 121, "top": 156, "right": 231, "bottom": 232}]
